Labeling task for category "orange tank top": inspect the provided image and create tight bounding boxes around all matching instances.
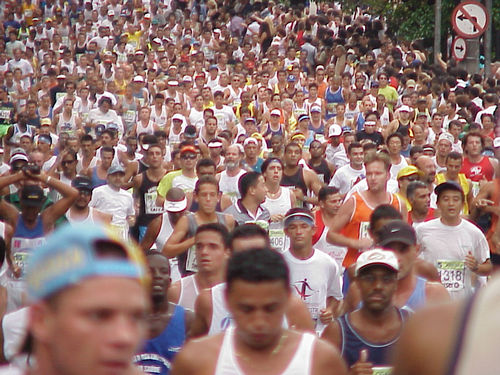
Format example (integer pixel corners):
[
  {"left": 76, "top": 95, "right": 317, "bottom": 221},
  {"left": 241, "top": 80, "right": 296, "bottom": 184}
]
[{"left": 342, "top": 192, "right": 402, "bottom": 267}]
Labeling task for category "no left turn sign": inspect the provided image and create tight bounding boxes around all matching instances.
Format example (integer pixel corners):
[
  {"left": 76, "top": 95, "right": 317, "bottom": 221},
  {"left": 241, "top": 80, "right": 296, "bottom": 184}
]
[
  {"left": 451, "top": 37, "right": 467, "bottom": 61},
  {"left": 451, "top": 1, "right": 489, "bottom": 39}
]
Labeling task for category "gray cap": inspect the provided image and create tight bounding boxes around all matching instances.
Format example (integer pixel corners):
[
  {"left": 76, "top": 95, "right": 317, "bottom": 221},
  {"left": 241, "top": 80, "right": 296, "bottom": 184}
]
[{"left": 107, "top": 164, "right": 125, "bottom": 175}]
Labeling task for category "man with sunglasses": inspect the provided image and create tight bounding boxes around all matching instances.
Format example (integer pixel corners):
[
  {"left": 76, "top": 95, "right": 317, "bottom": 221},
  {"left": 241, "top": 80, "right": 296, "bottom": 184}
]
[
  {"left": 66, "top": 176, "right": 112, "bottom": 225},
  {"left": 156, "top": 145, "right": 199, "bottom": 208}
]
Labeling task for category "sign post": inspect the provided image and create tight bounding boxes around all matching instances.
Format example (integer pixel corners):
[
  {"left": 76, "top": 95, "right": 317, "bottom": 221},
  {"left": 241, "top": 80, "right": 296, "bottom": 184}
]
[
  {"left": 451, "top": 37, "right": 467, "bottom": 61},
  {"left": 451, "top": 1, "right": 489, "bottom": 74}
]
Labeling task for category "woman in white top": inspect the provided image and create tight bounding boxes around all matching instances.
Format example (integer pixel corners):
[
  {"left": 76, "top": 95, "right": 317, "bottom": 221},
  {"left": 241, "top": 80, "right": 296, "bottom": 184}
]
[{"left": 261, "top": 158, "right": 296, "bottom": 253}]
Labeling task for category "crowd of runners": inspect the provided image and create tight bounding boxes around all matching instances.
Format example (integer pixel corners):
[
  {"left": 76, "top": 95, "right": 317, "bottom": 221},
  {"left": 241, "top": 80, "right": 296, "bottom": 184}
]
[{"left": 0, "top": 0, "right": 498, "bottom": 374}]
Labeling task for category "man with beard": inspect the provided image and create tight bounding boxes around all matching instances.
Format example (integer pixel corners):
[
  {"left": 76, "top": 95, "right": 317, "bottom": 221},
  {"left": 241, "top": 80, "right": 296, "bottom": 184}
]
[
  {"left": 217, "top": 144, "right": 246, "bottom": 204},
  {"left": 66, "top": 176, "right": 112, "bottom": 225},
  {"left": 133, "top": 252, "right": 193, "bottom": 375}
]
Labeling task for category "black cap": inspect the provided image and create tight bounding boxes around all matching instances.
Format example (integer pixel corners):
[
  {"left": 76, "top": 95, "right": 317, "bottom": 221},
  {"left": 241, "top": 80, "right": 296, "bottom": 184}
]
[
  {"left": 434, "top": 181, "right": 464, "bottom": 198},
  {"left": 377, "top": 221, "right": 416, "bottom": 247},
  {"left": 72, "top": 176, "right": 93, "bottom": 191},
  {"left": 20, "top": 185, "right": 45, "bottom": 208},
  {"left": 184, "top": 125, "right": 197, "bottom": 138}
]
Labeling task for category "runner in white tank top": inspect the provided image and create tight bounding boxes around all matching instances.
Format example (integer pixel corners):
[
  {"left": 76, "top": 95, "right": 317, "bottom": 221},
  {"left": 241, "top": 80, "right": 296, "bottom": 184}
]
[
  {"left": 66, "top": 207, "right": 97, "bottom": 225},
  {"left": 208, "top": 283, "right": 289, "bottom": 336},
  {"left": 154, "top": 213, "right": 181, "bottom": 282},
  {"left": 219, "top": 169, "right": 246, "bottom": 204},
  {"left": 178, "top": 274, "right": 199, "bottom": 311},
  {"left": 214, "top": 327, "right": 316, "bottom": 375},
  {"left": 262, "top": 186, "right": 293, "bottom": 253}
]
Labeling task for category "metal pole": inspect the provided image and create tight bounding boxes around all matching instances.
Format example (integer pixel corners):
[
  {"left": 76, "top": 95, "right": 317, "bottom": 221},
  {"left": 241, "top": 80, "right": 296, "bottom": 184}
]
[
  {"left": 484, "top": 0, "right": 492, "bottom": 77},
  {"left": 434, "top": 0, "right": 442, "bottom": 65}
]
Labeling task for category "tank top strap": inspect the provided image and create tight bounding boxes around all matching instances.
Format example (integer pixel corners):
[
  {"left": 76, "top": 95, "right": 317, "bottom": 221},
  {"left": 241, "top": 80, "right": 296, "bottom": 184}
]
[
  {"left": 215, "top": 212, "right": 227, "bottom": 226},
  {"left": 186, "top": 213, "right": 197, "bottom": 238},
  {"left": 283, "top": 333, "right": 316, "bottom": 375}
]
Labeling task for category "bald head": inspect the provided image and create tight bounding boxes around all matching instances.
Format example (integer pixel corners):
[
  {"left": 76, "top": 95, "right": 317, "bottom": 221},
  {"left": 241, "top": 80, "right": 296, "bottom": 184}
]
[
  {"left": 415, "top": 156, "right": 436, "bottom": 184},
  {"left": 166, "top": 187, "right": 185, "bottom": 201}
]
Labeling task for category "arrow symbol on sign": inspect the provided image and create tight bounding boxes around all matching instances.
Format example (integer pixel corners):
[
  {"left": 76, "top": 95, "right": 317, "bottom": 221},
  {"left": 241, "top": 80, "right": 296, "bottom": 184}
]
[{"left": 456, "top": 45, "right": 464, "bottom": 52}]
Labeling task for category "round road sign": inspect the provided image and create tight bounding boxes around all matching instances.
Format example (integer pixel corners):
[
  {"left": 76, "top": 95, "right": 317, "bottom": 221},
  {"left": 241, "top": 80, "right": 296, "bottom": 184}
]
[
  {"left": 451, "top": 1, "right": 489, "bottom": 39},
  {"left": 451, "top": 37, "right": 467, "bottom": 61}
]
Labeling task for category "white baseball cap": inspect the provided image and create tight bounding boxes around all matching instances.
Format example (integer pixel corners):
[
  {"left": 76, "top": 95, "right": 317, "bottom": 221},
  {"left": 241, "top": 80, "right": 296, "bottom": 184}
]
[
  {"left": 328, "top": 124, "right": 342, "bottom": 137},
  {"left": 310, "top": 105, "right": 321, "bottom": 113},
  {"left": 270, "top": 109, "right": 281, "bottom": 117},
  {"left": 438, "top": 132, "right": 454, "bottom": 145},
  {"left": 398, "top": 105, "right": 411, "bottom": 113},
  {"left": 355, "top": 249, "right": 399, "bottom": 276}
]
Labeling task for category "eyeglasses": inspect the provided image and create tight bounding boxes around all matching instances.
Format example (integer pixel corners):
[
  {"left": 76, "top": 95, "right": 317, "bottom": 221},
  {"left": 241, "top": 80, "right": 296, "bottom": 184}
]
[
  {"left": 62, "top": 160, "right": 75, "bottom": 166},
  {"left": 181, "top": 154, "right": 197, "bottom": 160},
  {"left": 405, "top": 176, "right": 418, "bottom": 182}
]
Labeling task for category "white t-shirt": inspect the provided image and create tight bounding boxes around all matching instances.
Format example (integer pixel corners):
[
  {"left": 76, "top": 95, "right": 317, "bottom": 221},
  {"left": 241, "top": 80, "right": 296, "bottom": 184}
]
[
  {"left": 171, "top": 174, "right": 197, "bottom": 193},
  {"left": 329, "top": 164, "right": 365, "bottom": 195},
  {"left": 416, "top": 218, "right": 490, "bottom": 299},
  {"left": 89, "top": 185, "right": 134, "bottom": 230},
  {"left": 282, "top": 248, "right": 343, "bottom": 333},
  {"left": 345, "top": 178, "right": 399, "bottom": 200}
]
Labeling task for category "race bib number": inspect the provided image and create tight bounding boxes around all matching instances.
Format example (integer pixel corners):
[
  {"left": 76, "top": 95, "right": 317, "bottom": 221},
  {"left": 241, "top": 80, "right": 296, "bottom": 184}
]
[
  {"left": 123, "top": 110, "right": 136, "bottom": 123},
  {"left": 0, "top": 109, "right": 11, "bottom": 120},
  {"left": 13, "top": 252, "right": 29, "bottom": 278},
  {"left": 144, "top": 191, "right": 164, "bottom": 215},
  {"left": 372, "top": 367, "right": 392, "bottom": 375},
  {"left": 437, "top": 260, "right": 465, "bottom": 291},
  {"left": 186, "top": 246, "right": 198, "bottom": 273},
  {"left": 359, "top": 221, "right": 370, "bottom": 239},
  {"left": 11, "top": 236, "right": 46, "bottom": 279},
  {"left": 269, "top": 228, "right": 285, "bottom": 251}
]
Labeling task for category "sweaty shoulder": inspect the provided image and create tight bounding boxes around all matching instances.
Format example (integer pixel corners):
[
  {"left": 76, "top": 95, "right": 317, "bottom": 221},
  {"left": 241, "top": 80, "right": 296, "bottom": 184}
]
[
  {"left": 311, "top": 335, "right": 348, "bottom": 375},
  {"left": 171, "top": 334, "right": 224, "bottom": 375},
  {"left": 392, "top": 301, "right": 462, "bottom": 375}
]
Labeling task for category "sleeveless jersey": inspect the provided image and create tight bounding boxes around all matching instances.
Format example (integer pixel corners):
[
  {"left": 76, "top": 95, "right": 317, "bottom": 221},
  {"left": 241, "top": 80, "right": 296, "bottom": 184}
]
[
  {"left": 219, "top": 170, "right": 246, "bottom": 204},
  {"left": 178, "top": 275, "right": 199, "bottom": 311},
  {"left": 403, "top": 277, "right": 427, "bottom": 312},
  {"left": 66, "top": 207, "right": 97, "bottom": 225},
  {"left": 460, "top": 157, "right": 495, "bottom": 198},
  {"left": 339, "top": 308, "right": 409, "bottom": 368},
  {"left": 134, "top": 305, "right": 186, "bottom": 375},
  {"left": 307, "top": 159, "right": 332, "bottom": 184},
  {"left": 56, "top": 112, "right": 78, "bottom": 134},
  {"left": 214, "top": 327, "right": 315, "bottom": 375},
  {"left": 342, "top": 192, "right": 402, "bottom": 267},
  {"left": 137, "top": 172, "right": 164, "bottom": 227},
  {"left": 11, "top": 215, "right": 45, "bottom": 279},
  {"left": 325, "top": 86, "right": 344, "bottom": 119},
  {"left": 435, "top": 173, "right": 470, "bottom": 214},
  {"left": 179, "top": 212, "right": 227, "bottom": 277},
  {"left": 136, "top": 120, "right": 156, "bottom": 136},
  {"left": 262, "top": 187, "right": 293, "bottom": 253},
  {"left": 281, "top": 167, "right": 308, "bottom": 197},
  {"left": 91, "top": 167, "right": 107, "bottom": 189}
]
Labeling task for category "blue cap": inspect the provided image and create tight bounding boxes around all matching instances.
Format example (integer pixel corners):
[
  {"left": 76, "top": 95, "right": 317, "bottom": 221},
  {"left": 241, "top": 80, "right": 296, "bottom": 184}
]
[{"left": 26, "top": 223, "right": 148, "bottom": 301}]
